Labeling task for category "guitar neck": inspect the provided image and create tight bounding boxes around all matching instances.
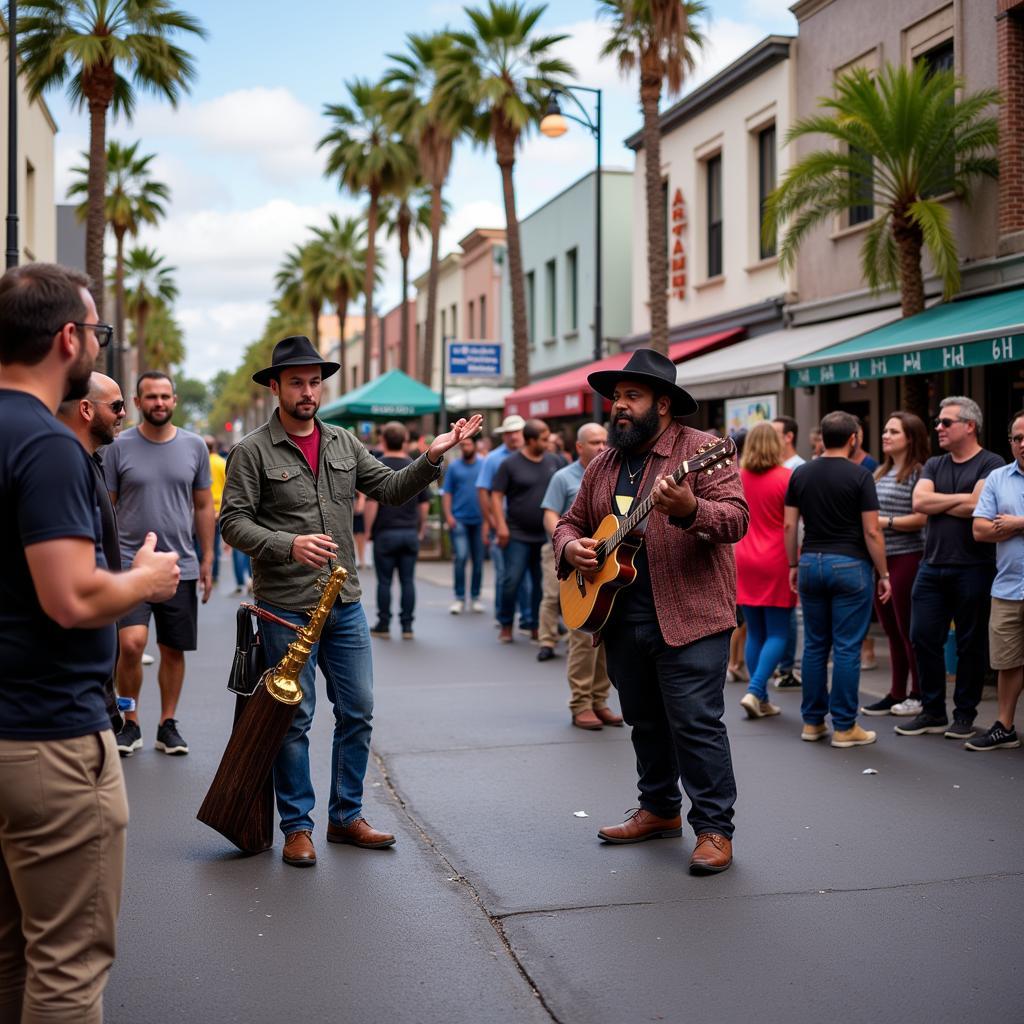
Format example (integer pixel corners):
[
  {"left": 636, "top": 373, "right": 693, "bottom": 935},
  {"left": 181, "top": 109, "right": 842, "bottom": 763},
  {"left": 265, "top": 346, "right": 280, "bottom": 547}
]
[{"left": 603, "top": 462, "right": 687, "bottom": 553}]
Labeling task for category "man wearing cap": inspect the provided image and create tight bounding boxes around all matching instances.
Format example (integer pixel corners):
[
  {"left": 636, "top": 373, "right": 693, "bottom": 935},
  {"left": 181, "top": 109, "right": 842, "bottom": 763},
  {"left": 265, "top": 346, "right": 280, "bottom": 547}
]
[
  {"left": 553, "top": 349, "right": 748, "bottom": 874},
  {"left": 220, "top": 336, "right": 481, "bottom": 867}
]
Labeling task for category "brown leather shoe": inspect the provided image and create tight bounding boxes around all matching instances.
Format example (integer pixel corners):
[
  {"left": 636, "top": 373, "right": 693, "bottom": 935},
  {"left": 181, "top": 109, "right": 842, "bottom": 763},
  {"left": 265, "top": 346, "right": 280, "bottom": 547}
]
[
  {"left": 326, "top": 817, "right": 396, "bottom": 849},
  {"left": 282, "top": 830, "right": 316, "bottom": 867},
  {"left": 594, "top": 707, "right": 624, "bottom": 727},
  {"left": 689, "top": 832, "right": 732, "bottom": 874},
  {"left": 572, "top": 709, "right": 603, "bottom": 730},
  {"left": 598, "top": 808, "right": 682, "bottom": 844}
]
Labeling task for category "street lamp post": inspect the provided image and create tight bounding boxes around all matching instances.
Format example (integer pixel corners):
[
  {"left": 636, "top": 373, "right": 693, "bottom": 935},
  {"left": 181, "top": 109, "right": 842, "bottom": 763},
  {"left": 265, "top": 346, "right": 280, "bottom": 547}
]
[
  {"left": 540, "top": 84, "right": 603, "bottom": 424},
  {"left": 5, "top": 0, "right": 18, "bottom": 270}
]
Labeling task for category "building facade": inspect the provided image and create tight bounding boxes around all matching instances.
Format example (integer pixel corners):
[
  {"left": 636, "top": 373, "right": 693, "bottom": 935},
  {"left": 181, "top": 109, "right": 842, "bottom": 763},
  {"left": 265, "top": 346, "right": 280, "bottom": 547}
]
[
  {"left": 414, "top": 251, "right": 463, "bottom": 390},
  {"left": 379, "top": 300, "right": 418, "bottom": 379}
]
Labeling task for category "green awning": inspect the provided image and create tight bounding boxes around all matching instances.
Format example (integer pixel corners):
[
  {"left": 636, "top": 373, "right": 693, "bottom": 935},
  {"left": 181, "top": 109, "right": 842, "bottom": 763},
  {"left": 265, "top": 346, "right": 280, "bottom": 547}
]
[
  {"left": 788, "top": 287, "right": 1024, "bottom": 387},
  {"left": 319, "top": 369, "right": 441, "bottom": 422}
]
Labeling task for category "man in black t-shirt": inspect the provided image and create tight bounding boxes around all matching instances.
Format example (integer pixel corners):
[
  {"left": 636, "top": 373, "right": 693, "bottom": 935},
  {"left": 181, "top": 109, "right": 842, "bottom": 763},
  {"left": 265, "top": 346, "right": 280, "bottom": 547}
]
[
  {"left": 0, "top": 264, "right": 179, "bottom": 1021},
  {"left": 491, "top": 418, "right": 563, "bottom": 644},
  {"left": 365, "top": 421, "right": 431, "bottom": 639},
  {"left": 896, "top": 396, "right": 1004, "bottom": 740},
  {"left": 784, "top": 411, "right": 891, "bottom": 748}
]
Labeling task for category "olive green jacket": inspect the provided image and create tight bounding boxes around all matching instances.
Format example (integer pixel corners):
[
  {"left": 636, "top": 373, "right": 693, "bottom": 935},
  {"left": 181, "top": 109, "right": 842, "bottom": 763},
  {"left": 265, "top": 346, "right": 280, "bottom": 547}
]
[{"left": 220, "top": 411, "right": 440, "bottom": 610}]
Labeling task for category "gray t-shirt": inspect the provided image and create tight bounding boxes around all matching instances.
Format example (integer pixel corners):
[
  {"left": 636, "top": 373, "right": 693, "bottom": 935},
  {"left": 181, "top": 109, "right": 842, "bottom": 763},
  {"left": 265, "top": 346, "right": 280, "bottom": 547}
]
[
  {"left": 541, "top": 459, "right": 586, "bottom": 517},
  {"left": 104, "top": 426, "right": 211, "bottom": 579}
]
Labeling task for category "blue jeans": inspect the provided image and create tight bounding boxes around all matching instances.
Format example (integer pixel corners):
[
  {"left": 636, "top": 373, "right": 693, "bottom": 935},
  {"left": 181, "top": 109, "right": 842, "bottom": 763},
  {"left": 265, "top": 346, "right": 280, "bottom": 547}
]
[
  {"left": 798, "top": 553, "right": 874, "bottom": 731},
  {"left": 740, "top": 605, "right": 792, "bottom": 700},
  {"left": 497, "top": 539, "right": 543, "bottom": 628},
  {"left": 778, "top": 607, "right": 798, "bottom": 673},
  {"left": 451, "top": 520, "right": 484, "bottom": 601},
  {"left": 490, "top": 534, "right": 533, "bottom": 624},
  {"left": 231, "top": 547, "right": 251, "bottom": 588},
  {"left": 373, "top": 528, "right": 419, "bottom": 630},
  {"left": 257, "top": 599, "right": 374, "bottom": 834},
  {"left": 603, "top": 622, "right": 736, "bottom": 838},
  {"left": 910, "top": 562, "right": 994, "bottom": 722}
]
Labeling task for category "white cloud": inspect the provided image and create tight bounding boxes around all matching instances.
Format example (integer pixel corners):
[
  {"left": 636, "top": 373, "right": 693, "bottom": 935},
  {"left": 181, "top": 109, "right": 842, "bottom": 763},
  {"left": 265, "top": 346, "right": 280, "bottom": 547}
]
[
  {"left": 742, "top": 0, "right": 799, "bottom": 28},
  {"left": 549, "top": 18, "right": 635, "bottom": 96},
  {"left": 683, "top": 17, "right": 774, "bottom": 96}
]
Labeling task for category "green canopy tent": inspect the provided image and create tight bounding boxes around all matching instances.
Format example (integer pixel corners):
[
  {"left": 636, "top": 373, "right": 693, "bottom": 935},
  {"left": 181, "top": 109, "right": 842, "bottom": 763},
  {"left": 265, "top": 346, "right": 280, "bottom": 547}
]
[{"left": 319, "top": 369, "right": 441, "bottom": 424}]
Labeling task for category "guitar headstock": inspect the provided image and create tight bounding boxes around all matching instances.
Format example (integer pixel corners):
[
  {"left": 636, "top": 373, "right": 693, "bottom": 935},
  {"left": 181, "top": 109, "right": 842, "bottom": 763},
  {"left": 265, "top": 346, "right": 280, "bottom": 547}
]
[{"left": 691, "top": 436, "right": 736, "bottom": 476}]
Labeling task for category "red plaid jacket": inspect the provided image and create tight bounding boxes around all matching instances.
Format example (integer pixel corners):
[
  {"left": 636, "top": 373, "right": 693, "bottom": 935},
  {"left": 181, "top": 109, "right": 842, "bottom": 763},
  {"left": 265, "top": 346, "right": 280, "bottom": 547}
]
[{"left": 552, "top": 420, "right": 748, "bottom": 648}]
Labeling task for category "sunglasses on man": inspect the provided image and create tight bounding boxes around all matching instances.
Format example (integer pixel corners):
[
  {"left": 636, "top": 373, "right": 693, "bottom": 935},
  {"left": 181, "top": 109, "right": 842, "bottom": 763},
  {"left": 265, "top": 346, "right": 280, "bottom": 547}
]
[
  {"left": 934, "top": 417, "right": 963, "bottom": 429},
  {"left": 91, "top": 399, "right": 126, "bottom": 414}
]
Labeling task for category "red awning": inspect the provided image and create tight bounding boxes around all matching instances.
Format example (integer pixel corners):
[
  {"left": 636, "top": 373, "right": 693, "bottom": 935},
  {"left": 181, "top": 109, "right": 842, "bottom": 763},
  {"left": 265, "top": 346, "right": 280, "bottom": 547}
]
[{"left": 504, "top": 329, "right": 743, "bottom": 419}]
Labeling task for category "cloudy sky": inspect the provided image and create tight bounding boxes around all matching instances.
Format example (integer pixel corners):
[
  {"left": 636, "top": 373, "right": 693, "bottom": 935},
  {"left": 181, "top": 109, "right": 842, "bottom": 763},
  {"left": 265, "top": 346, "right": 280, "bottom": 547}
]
[{"left": 43, "top": 0, "right": 797, "bottom": 381}]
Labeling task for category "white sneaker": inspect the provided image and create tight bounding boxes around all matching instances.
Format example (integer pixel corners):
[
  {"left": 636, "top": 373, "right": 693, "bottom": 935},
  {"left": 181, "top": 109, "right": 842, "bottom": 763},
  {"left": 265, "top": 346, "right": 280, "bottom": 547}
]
[
  {"left": 470, "top": 600, "right": 486, "bottom": 613},
  {"left": 141, "top": 653, "right": 155, "bottom": 666},
  {"left": 449, "top": 601, "right": 465, "bottom": 615},
  {"left": 890, "top": 698, "right": 923, "bottom": 716}
]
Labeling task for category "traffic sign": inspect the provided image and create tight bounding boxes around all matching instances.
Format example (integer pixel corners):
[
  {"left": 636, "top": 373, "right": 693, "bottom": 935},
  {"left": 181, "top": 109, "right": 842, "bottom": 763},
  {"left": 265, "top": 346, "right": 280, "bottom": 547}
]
[{"left": 447, "top": 342, "right": 502, "bottom": 378}]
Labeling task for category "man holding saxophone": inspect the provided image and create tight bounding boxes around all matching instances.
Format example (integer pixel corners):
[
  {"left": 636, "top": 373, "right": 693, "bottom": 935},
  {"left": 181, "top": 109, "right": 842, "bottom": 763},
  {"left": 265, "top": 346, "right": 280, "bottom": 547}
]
[{"left": 220, "top": 336, "right": 480, "bottom": 867}]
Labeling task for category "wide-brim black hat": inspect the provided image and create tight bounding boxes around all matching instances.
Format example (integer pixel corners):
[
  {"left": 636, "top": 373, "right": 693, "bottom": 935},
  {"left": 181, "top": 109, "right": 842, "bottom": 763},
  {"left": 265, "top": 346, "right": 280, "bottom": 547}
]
[
  {"left": 252, "top": 335, "right": 341, "bottom": 387},
  {"left": 588, "top": 348, "right": 698, "bottom": 416}
]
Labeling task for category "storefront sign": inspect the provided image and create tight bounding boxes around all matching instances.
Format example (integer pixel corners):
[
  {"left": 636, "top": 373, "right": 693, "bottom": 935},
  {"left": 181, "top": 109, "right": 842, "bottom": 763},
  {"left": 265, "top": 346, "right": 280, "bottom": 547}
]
[
  {"left": 670, "top": 188, "right": 687, "bottom": 300},
  {"left": 789, "top": 333, "right": 1022, "bottom": 388},
  {"left": 448, "top": 342, "right": 502, "bottom": 378}
]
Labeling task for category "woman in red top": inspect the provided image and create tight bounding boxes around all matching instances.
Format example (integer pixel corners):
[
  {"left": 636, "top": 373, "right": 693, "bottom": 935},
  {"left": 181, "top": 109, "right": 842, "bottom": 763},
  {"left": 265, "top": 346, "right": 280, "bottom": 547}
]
[{"left": 735, "top": 423, "right": 797, "bottom": 719}]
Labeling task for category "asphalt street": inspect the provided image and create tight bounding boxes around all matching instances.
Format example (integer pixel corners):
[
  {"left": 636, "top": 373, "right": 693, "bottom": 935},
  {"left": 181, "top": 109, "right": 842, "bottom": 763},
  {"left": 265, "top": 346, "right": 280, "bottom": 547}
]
[{"left": 107, "top": 557, "right": 1024, "bottom": 1024}]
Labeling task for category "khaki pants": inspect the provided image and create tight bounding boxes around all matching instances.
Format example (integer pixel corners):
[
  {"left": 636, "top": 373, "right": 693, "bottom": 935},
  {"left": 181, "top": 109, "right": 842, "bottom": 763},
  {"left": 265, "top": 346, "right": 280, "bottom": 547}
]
[
  {"left": 0, "top": 731, "right": 128, "bottom": 1024},
  {"left": 567, "top": 629, "right": 612, "bottom": 714},
  {"left": 538, "top": 543, "right": 561, "bottom": 649}
]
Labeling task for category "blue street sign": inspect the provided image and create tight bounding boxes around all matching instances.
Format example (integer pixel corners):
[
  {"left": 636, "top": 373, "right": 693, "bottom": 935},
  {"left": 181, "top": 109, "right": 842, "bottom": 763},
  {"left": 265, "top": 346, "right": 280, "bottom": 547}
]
[{"left": 447, "top": 342, "right": 502, "bottom": 378}]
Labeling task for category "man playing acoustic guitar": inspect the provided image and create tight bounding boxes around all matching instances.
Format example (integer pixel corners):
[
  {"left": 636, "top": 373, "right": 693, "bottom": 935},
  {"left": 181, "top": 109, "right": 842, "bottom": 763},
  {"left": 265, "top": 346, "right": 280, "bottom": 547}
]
[{"left": 552, "top": 349, "right": 749, "bottom": 874}]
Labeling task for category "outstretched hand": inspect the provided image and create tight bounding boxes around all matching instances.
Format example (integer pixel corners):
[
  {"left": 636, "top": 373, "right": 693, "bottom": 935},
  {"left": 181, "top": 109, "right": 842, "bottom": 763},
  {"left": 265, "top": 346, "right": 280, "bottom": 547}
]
[{"left": 428, "top": 414, "right": 483, "bottom": 462}]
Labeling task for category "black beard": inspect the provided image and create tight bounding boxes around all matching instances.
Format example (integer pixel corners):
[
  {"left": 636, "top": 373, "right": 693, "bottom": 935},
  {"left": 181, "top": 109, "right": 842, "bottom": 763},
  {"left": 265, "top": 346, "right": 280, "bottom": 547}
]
[
  {"left": 142, "top": 406, "right": 174, "bottom": 426},
  {"left": 63, "top": 349, "right": 94, "bottom": 402},
  {"left": 283, "top": 398, "right": 319, "bottom": 421},
  {"left": 90, "top": 419, "right": 118, "bottom": 447},
  {"left": 608, "top": 405, "right": 660, "bottom": 452}
]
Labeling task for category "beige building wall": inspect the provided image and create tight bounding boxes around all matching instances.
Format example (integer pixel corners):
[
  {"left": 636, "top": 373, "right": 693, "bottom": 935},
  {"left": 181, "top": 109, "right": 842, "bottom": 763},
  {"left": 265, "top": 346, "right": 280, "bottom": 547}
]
[
  {"left": 0, "top": 29, "right": 57, "bottom": 263},
  {"left": 319, "top": 312, "right": 365, "bottom": 403},
  {"left": 630, "top": 39, "right": 796, "bottom": 336},
  {"left": 413, "top": 252, "right": 462, "bottom": 390}
]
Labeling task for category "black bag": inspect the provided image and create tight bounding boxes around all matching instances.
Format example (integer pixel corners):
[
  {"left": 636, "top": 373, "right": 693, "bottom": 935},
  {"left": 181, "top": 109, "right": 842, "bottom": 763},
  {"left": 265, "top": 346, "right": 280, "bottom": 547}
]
[{"left": 228, "top": 606, "right": 266, "bottom": 697}]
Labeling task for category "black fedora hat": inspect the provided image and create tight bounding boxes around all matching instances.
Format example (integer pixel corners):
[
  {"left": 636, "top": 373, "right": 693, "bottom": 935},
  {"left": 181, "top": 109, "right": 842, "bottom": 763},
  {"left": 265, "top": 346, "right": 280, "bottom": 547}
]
[
  {"left": 252, "top": 335, "right": 341, "bottom": 387},
  {"left": 588, "top": 348, "right": 698, "bottom": 416}
]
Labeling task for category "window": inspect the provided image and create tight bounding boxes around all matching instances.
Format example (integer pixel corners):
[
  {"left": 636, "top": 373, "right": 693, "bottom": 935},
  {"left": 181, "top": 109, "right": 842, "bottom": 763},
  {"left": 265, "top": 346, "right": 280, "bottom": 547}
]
[
  {"left": 706, "top": 155, "right": 723, "bottom": 278},
  {"left": 545, "top": 259, "right": 557, "bottom": 338},
  {"left": 848, "top": 146, "right": 874, "bottom": 226},
  {"left": 917, "top": 40, "right": 955, "bottom": 196},
  {"left": 468, "top": 299, "right": 475, "bottom": 339},
  {"left": 479, "top": 294, "right": 487, "bottom": 339},
  {"left": 566, "top": 248, "right": 578, "bottom": 330},
  {"left": 451, "top": 303, "right": 458, "bottom": 341},
  {"left": 526, "top": 271, "right": 535, "bottom": 345},
  {"left": 24, "top": 160, "right": 36, "bottom": 259},
  {"left": 440, "top": 308, "right": 446, "bottom": 341},
  {"left": 757, "top": 126, "right": 777, "bottom": 259}
]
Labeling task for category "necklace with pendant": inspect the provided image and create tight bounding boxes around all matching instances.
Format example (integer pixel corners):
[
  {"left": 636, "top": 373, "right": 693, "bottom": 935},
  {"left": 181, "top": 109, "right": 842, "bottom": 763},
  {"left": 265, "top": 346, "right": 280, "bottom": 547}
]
[{"left": 624, "top": 451, "right": 648, "bottom": 484}]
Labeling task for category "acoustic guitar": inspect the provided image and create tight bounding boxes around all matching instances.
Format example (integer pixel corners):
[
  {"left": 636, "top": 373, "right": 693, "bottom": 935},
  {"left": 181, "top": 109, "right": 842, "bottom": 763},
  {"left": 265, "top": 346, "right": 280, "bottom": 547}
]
[{"left": 559, "top": 437, "right": 736, "bottom": 635}]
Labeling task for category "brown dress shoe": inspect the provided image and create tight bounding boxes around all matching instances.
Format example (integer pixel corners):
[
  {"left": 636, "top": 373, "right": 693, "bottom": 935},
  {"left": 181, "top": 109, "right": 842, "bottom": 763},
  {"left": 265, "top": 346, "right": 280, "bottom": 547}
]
[
  {"left": 598, "top": 808, "right": 682, "bottom": 844},
  {"left": 594, "top": 707, "right": 624, "bottom": 727},
  {"left": 326, "top": 817, "right": 396, "bottom": 849},
  {"left": 282, "top": 830, "right": 316, "bottom": 867},
  {"left": 689, "top": 832, "right": 732, "bottom": 874},
  {"left": 572, "top": 709, "right": 603, "bottom": 730}
]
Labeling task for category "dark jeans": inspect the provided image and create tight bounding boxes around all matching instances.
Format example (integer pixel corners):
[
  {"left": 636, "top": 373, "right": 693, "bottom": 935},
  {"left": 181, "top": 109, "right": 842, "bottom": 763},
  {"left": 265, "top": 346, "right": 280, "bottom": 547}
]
[
  {"left": 373, "top": 528, "right": 419, "bottom": 630},
  {"left": 798, "top": 553, "right": 874, "bottom": 731},
  {"left": 603, "top": 622, "right": 736, "bottom": 839},
  {"left": 451, "top": 520, "right": 484, "bottom": 601},
  {"left": 875, "top": 550, "right": 922, "bottom": 701},
  {"left": 496, "top": 539, "right": 543, "bottom": 629},
  {"left": 910, "top": 561, "right": 994, "bottom": 722}
]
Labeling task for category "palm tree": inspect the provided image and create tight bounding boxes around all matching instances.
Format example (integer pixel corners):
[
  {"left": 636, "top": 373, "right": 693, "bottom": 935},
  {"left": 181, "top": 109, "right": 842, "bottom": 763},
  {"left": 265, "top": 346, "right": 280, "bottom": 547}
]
[
  {"left": 68, "top": 140, "right": 170, "bottom": 384},
  {"left": 15, "top": 1, "right": 205, "bottom": 316},
  {"left": 138, "top": 298, "right": 185, "bottom": 374},
  {"left": 384, "top": 30, "right": 470, "bottom": 385},
  {"left": 303, "top": 214, "right": 369, "bottom": 391},
  {"left": 600, "top": 0, "right": 707, "bottom": 355},
  {"left": 381, "top": 184, "right": 436, "bottom": 374},
  {"left": 319, "top": 79, "right": 416, "bottom": 384},
  {"left": 123, "top": 246, "right": 178, "bottom": 378},
  {"left": 274, "top": 242, "right": 329, "bottom": 352}
]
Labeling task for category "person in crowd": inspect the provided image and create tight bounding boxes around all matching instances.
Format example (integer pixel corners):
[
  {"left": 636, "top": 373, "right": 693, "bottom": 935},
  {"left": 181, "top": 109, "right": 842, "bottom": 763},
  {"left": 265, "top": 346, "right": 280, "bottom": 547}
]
[
  {"left": 540, "top": 423, "right": 624, "bottom": 728},
  {"left": 220, "top": 335, "right": 480, "bottom": 866},
  {"left": 851, "top": 421, "right": 879, "bottom": 472},
  {"left": 554, "top": 349, "right": 748, "bottom": 874},
  {"left": 969, "top": 409, "right": 1024, "bottom": 750},
  {"left": 726, "top": 428, "right": 749, "bottom": 684},
  {"left": 735, "top": 423, "right": 795, "bottom": 720},
  {"left": 365, "top": 421, "right": 431, "bottom": 640},
  {"left": 205, "top": 435, "right": 226, "bottom": 584},
  {"left": 491, "top": 418, "right": 563, "bottom": 644},
  {"left": 896, "top": 396, "right": 1005, "bottom": 740},
  {"left": 477, "top": 414, "right": 531, "bottom": 627},
  {"left": 859, "top": 412, "right": 929, "bottom": 717},
  {"left": 809, "top": 430, "right": 825, "bottom": 458},
  {"left": 442, "top": 435, "right": 485, "bottom": 614},
  {"left": 105, "top": 370, "right": 215, "bottom": 758},
  {"left": 784, "top": 411, "right": 891, "bottom": 748},
  {"left": 353, "top": 491, "right": 368, "bottom": 569},
  {"left": 771, "top": 416, "right": 805, "bottom": 689},
  {"left": 0, "top": 263, "right": 179, "bottom": 1022}
]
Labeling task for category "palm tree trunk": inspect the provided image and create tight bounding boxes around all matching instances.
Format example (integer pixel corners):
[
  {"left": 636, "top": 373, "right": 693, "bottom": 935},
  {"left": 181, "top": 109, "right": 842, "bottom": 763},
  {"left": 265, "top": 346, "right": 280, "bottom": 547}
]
[
  {"left": 136, "top": 304, "right": 149, "bottom": 380},
  {"left": 363, "top": 189, "right": 380, "bottom": 384},
  {"left": 114, "top": 228, "right": 126, "bottom": 390},
  {"left": 86, "top": 99, "right": 109, "bottom": 326},
  {"left": 640, "top": 70, "right": 669, "bottom": 355},
  {"left": 496, "top": 126, "right": 529, "bottom": 390},
  {"left": 422, "top": 182, "right": 443, "bottom": 387},
  {"left": 894, "top": 217, "right": 928, "bottom": 417},
  {"left": 335, "top": 285, "right": 349, "bottom": 393},
  {"left": 309, "top": 300, "right": 321, "bottom": 351},
  {"left": 399, "top": 222, "right": 411, "bottom": 375}
]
